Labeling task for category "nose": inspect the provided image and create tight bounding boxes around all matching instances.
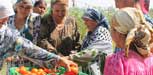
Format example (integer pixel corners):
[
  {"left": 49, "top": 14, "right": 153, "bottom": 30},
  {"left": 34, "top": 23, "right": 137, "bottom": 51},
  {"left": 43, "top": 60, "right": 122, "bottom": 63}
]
[{"left": 58, "top": 11, "right": 64, "bottom": 17}]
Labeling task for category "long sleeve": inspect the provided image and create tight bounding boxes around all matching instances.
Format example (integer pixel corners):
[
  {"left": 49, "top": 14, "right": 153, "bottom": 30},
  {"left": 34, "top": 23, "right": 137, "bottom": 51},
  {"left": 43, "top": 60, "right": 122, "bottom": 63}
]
[
  {"left": 37, "top": 15, "right": 55, "bottom": 51},
  {"left": 71, "top": 26, "right": 113, "bottom": 63},
  {"left": 14, "top": 37, "right": 60, "bottom": 61},
  {"left": 70, "top": 40, "right": 112, "bottom": 63}
]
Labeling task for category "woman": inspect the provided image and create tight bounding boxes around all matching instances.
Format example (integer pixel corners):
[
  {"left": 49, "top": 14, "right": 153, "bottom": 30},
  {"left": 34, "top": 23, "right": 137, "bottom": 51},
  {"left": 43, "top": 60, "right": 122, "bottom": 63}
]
[
  {"left": 33, "top": 0, "right": 47, "bottom": 16},
  {"left": 104, "top": 7, "right": 153, "bottom": 75},
  {"left": 67, "top": 8, "right": 112, "bottom": 75},
  {"left": 38, "top": 0, "right": 80, "bottom": 56},
  {"left": 7, "top": 0, "right": 41, "bottom": 44},
  {"left": 114, "top": 0, "right": 153, "bottom": 53},
  {"left": 0, "top": 0, "right": 77, "bottom": 72}
]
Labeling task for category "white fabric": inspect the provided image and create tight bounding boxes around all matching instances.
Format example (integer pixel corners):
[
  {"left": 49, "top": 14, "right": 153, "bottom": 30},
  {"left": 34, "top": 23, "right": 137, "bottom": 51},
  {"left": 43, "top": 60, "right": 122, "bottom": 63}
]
[{"left": 0, "top": 0, "right": 14, "bottom": 19}]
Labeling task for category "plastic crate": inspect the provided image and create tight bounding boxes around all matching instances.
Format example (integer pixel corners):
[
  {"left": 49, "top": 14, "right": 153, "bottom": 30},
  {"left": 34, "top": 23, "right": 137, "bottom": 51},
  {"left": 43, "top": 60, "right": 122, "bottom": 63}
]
[
  {"left": 9, "top": 67, "right": 88, "bottom": 75},
  {"left": 9, "top": 67, "right": 30, "bottom": 75}
]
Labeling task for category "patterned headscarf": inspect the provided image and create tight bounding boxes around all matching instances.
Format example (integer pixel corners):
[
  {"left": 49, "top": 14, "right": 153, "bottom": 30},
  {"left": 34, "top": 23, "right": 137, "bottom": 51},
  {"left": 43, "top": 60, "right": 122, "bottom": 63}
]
[
  {"left": 16, "top": 0, "right": 35, "bottom": 6},
  {"left": 111, "top": 7, "right": 153, "bottom": 57},
  {"left": 82, "top": 8, "right": 109, "bottom": 29},
  {"left": 0, "top": 0, "right": 14, "bottom": 19}
]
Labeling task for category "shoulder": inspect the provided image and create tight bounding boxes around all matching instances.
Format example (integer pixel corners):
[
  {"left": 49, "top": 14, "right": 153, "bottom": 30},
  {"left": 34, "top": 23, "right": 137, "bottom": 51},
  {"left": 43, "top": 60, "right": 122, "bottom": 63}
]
[
  {"left": 5, "top": 27, "right": 20, "bottom": 36},
  {"left": 41, "top": 13, "right": 51, "bottom": 20},
  {"left": 65, "top": 16, "right": 77, "bottom": 24},
  {"left": 93, "top": 26, "right": 111, "bottom": 41},
  {"left": 8, "top": 15, "right": 15, "bottom": 25},
  {"left": 66, "top": 16, "right": 76, "bottom": 21},
  {"left": 41, "top": 14, "right": 52, "bottom": 24},
  {"left": 2, "top": 26, "right": 20, "bottom": 41},
  {"left": 30, "top": 13, "right": 40, "bottom": 17},
  {"left": 29, "top": 13, "right": 41, "bottom": 21},
  {"left": 97, "top": 26, "right": 109, "bottom": 31}
]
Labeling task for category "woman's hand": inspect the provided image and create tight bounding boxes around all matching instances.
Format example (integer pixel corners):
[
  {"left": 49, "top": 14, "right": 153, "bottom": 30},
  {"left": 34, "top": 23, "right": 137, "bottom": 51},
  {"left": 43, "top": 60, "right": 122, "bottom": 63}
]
[
  {"left": 5, "top": 56, "right": 14, "bottom": 62},
  {"left": 58, "top": 57, "right": 78, "bottom": 72}
]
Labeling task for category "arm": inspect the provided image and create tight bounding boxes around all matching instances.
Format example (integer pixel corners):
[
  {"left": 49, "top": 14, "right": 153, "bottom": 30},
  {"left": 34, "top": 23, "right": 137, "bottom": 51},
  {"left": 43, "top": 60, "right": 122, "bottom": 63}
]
[
  {"left": 15, "top": 37, "right": 60, "bottom": 61},
  {"left": 14, "top": 37, "right": 77, "bottom": 70},
  {"left": 37, "top": 16, "right": 56, "bottom": 51},
  {"left": 70, "top": 40, "right": 112, "bottom": 63},
  {"left": 70, "top": 26, "right": 113, "bottom": 63}
]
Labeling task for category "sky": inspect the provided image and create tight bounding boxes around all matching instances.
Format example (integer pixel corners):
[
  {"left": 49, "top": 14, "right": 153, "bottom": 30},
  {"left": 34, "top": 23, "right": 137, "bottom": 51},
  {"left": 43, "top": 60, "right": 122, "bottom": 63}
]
[{"left": 69, "top": 0, "right": 153, "bottom": 8}]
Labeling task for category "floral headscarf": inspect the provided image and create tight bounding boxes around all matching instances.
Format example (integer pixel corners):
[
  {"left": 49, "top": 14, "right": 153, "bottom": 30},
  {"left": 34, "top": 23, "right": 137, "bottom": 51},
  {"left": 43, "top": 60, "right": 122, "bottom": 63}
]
[{"left": 111, "top": 7, "right": 153, "bottom": 57}]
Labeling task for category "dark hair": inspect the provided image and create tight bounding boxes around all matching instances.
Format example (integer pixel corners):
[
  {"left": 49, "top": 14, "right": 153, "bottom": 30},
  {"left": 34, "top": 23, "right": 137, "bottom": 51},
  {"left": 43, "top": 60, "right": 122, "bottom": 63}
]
[{"left": 34, "top": 0, "right": 47, "bottom": 7}]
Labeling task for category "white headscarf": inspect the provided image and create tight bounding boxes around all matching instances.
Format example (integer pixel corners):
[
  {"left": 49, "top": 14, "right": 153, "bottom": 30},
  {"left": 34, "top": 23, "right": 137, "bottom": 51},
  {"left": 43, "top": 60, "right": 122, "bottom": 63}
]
[
  {"left": 112, "top": 7, "right": 153, "bottom": 57},
  {"left": 0, "top": 0, "right": 15, "bottom": 19}
]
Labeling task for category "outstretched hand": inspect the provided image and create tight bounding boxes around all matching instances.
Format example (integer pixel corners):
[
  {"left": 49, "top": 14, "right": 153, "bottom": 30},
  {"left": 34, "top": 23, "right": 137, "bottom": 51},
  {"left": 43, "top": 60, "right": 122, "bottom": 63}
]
[{"left": 58, "top": 57, "right": 78, "bottom": 72}]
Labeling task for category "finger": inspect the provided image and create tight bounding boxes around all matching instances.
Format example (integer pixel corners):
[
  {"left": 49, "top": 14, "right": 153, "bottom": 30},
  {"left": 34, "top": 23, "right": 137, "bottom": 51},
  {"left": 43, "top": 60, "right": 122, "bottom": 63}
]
[{"left": 67, "top": 64, "right": 71, "bottom": 71}]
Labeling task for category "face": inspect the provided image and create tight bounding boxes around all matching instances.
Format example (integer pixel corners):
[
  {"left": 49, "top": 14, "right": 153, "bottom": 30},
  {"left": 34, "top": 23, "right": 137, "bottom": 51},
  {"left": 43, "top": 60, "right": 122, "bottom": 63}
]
[
  {"left": 83, "top": 18, "right": 98, "bottom": 32},
  {"left": 34, "top": 3, "right": 46, "bottom": 15},
  {"left": 0, "top": 17, "right": 9, "bottom": 27},
  {"left": 52, "top": 3, "right": 68, "bottom": 21},
  {"left": 111, "top": 27, "right": 126, "bottom": 48},
  {"left": 115, "top": 0, "right": 135, "bottom": 9},
  {"left": 16, "top": 3, "right": 33, "bottom": 17}
]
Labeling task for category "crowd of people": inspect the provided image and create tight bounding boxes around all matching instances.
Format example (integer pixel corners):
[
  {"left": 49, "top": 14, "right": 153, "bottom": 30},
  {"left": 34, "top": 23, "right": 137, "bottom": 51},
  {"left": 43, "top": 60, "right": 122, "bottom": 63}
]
[{"left": 0, "top": 0, "right": 153, "bottom": 75}]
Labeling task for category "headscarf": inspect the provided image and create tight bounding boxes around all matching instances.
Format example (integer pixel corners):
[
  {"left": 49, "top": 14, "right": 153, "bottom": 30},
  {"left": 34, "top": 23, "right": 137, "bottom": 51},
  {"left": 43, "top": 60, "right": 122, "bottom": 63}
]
[
  {"left": 139, "top": 0, "right": 150, "bottom": 14},
  {"left": 82, "top": 8, "right": 110, "bottom": 29},
  {"left": 111, "top": 7, "right": 153, "bottom": 57},
  {"left": 51, "top": 0, "right": 68, "bottom": 7},
  {"left": 16, "top": 0, "right": 35, "bottom": 6},
  {"left": 0, "top": 0, "right": 15, "bottom": 19}
]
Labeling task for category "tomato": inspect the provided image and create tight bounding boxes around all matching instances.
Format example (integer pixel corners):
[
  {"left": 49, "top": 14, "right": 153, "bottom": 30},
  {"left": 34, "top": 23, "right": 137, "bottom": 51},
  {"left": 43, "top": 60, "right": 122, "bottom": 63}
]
[
  {"left": 31, "top": 68, "right": 38, "bottom": 73},
  {"left": 19, "top": 66, "right": 28, "bottom": 74},
  {"left": 43, "top": 68, "right": 52, "bottom": 73},
  {"left": 70, "top": 64, "right": 78, "bottom": 74},
  {"left": 64, "top": 71, "right": 77, "bottom": 75}
]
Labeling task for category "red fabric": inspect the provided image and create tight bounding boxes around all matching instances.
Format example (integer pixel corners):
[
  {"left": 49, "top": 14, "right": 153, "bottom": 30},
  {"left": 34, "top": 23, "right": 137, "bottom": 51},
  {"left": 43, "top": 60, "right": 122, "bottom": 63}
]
[{"left": 140, "top": 0, "right": 150, "bottom": 14}]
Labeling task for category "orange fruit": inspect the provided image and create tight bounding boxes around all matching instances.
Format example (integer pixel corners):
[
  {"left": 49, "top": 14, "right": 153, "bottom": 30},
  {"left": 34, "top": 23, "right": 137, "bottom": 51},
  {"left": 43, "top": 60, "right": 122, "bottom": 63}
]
[
  {"left": 16, "top": 68, "right": 20, "bottom": 72},
  {"left": 31, "top": 68, "right": 38, "bottom": 73},
  {"left": 70, "top": 64, "right": 78, "bottom": 74},
  {"left": 38, "top": 68, "right": 44, "bottom": 73},
  {"left": 19, "top": 66, "right": 28, "bottom": 74}
]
